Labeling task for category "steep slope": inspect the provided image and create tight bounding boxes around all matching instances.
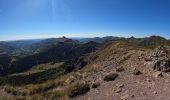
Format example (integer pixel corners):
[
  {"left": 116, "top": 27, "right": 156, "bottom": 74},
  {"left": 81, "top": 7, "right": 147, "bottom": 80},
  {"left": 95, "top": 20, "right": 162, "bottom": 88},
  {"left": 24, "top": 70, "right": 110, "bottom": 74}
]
[
  {"left": 0, "top": 53, "right": 12, "bottom": 75},
  {"left": 0, "top": 39, "right": 100, "bottom": 75}
]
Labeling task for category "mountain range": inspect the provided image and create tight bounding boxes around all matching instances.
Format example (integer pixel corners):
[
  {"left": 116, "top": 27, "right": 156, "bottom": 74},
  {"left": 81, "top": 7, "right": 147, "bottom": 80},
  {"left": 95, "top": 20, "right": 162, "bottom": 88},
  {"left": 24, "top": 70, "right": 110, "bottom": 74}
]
[{"left": 0, "top": 35, "right": 170, "bottom": 100}]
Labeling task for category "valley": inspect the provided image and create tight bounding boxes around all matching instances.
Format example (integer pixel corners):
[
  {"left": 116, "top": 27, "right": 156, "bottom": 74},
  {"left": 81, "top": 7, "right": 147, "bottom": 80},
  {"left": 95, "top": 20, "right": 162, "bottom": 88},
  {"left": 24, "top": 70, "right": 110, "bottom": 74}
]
[{"left": 0, "top": 36, "right": 170, "bottom": 99}]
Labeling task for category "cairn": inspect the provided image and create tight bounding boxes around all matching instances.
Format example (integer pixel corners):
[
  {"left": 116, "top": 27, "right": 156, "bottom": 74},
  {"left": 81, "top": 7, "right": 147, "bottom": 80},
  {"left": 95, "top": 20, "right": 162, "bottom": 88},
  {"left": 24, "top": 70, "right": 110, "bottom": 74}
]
[{"left": 147, "top": 46, "right": 170, "bottom": 72}]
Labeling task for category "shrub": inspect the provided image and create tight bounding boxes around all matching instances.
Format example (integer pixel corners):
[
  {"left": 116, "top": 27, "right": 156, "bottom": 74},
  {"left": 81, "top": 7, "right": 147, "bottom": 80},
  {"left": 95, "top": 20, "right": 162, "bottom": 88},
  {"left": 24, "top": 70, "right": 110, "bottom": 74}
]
[{"left": 68, "top": 82, "right": 90, "bottom": 98}]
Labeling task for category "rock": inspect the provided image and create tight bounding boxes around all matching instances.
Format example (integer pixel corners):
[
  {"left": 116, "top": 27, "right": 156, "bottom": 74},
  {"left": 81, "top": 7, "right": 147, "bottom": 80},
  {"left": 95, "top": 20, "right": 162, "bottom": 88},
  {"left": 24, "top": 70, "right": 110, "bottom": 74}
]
[
  {"left": 131, "top": 95, "right": 135, "bottom": 98},
  {"left": 116, "top": 83, "right": 124, "bottom": 88},
  {"left": 116, "top": 67, "right": 125, "bottom": 72},
  {"left": 154, "top": 71, "right": 163, "bottom": 78},
  {"left": 146, "top": 78, "right": 151, "bottom": 82},
  {"left": 65, "top": 75, "right": 76, "bottom": 84},
  {"left": 104, "top": 73, "right": 118, "bottom": 81},
  {"left": 69, "top": 82, "right": 90, "bottom": 98},
  {"left": 121, "top": 94, "right": 129, "bottom": 100},
  {"left": 115, "top": 88, "right": 122, "bottom": 93},
  {"left": 153, "top": 91, "right": 157, "bottom": 94},
  {"left": 147, "top": 46, "right": 170, "bottom": 72},
  {"left": 133, "top": 70, "right": 142, "bottom": 75},
  {"left": 92, "top": 82, "right": 100, "bottom": 88}
]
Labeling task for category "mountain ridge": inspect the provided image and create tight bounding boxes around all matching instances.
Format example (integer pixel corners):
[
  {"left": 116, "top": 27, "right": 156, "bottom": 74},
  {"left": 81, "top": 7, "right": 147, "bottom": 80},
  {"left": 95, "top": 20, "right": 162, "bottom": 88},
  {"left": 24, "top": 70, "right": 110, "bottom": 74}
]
[{"left": 0, "top": 35, "right": 170, "bottom": 99}]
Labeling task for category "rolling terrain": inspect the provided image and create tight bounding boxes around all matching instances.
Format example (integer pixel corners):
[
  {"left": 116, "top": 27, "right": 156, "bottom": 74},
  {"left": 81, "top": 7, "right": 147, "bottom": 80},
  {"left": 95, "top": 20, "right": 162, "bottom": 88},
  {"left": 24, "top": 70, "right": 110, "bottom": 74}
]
[{"left": 0, "top": 36, "right": 170, "bottom": 100}]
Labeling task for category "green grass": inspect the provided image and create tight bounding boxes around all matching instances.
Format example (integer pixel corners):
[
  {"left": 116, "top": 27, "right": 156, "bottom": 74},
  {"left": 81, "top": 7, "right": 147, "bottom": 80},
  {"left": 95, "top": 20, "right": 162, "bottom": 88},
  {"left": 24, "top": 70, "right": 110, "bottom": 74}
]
[
  {"left": 0, "top": 62, "right": 65, "bottom": 86},
  {"left": 11, "top": 62, "right": 64, "bottom": 76},
  {"left": 0, "top": 61, "right": 87, "bottom": 99}
]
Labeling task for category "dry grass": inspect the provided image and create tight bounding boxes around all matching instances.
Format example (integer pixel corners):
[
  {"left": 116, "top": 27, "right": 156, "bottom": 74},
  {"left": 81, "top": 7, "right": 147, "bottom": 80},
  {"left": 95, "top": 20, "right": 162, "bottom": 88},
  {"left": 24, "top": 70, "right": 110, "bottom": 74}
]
[{"left": 3, "top": 40, "right": 169, "bottom": 100}]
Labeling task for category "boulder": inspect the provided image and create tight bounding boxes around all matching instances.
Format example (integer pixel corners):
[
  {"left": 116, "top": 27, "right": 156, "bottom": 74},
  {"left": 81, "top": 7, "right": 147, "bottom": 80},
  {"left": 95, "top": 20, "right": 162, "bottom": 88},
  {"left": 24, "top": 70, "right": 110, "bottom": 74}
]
[
  {"left": 92, "top": 82, "right": 100, "bottom": 88},
  {"left": 104, "top": 73, "right": 118, "bottom": 81},
  {"left": 116, "top": 67, "right": 125, "bottom": 72}
]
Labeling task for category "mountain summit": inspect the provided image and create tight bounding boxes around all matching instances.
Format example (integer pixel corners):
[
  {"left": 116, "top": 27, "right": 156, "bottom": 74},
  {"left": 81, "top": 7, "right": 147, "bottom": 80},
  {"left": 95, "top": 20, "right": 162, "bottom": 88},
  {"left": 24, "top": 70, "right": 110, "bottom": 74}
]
[{"left": 0, "top": 36, "right": 170, "bottom": 100}]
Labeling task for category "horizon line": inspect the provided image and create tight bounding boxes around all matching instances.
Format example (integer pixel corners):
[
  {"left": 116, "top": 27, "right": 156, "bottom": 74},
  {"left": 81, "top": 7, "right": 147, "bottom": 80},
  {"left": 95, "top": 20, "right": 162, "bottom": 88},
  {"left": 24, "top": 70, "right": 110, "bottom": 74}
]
[{"left": 0, "top": 35, "right": 169, "bottom": 42}]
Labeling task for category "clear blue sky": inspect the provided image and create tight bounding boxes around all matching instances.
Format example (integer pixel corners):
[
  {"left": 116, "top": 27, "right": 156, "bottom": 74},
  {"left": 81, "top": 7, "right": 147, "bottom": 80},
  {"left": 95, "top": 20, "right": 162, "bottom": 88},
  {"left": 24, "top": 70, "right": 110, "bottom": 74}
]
[{"left": 0, "top": 0, "right": 170, "bottom": 41}]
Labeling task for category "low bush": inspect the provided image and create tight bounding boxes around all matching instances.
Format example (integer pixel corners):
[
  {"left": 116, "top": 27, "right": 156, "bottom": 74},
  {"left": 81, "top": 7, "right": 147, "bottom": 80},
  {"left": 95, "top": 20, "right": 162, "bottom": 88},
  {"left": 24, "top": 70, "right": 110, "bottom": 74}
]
[{"left": 68, "top": 82, "right": 90, "bottom": 98}]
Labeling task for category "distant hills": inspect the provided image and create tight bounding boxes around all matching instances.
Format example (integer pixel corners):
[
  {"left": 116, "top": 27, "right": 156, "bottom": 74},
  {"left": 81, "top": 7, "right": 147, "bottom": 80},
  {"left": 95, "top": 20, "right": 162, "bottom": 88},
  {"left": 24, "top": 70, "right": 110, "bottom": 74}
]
[
  {"left": 126, "top": 36, "right": 170, "bottom": 48},
  {"left": 72, "top": 36, "right": 121, "bottom": 43},
  {"left": 0, "top": 37, "right": 100, "bottom": 75},
  {"left": 0, "top": 35, "right": 169, "bottom": 75},
  {"left": 0, "top": 36, "right": 169, "bottom": 54},
  {"left": 0, "top": 35, "right": 170, "bottom": 99}
]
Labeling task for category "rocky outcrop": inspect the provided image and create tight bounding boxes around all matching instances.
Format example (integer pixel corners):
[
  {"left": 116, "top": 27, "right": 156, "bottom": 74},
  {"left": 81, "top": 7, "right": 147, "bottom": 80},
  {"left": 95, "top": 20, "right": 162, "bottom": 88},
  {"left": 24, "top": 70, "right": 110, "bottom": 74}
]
[{"left": 147, "top": 46, "right": 170, "bottom": 72}]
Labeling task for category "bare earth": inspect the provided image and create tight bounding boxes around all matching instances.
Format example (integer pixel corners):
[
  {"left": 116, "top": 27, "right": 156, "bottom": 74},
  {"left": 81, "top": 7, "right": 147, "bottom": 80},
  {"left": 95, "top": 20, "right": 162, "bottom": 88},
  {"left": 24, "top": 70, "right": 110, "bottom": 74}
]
[{"left": 73, "top": 46, "right": 170, "bottom": 100}]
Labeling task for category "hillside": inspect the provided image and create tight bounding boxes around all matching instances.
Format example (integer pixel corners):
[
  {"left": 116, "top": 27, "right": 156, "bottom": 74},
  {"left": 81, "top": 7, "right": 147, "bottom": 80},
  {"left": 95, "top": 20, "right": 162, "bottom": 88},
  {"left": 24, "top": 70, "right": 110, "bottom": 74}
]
[
  {"left": 126, "top": 36, "right": 170, "bottom": 48},
  {"left": 73, "top": 36, "right": 121, "bottom": 43},
  {"left": 0, "top": 37, "right": 100, "bottom": 75},
  {"left": 0, "top": 36, "right": 170, "bottom": 100},
  {"left": 71, "top": 40, "right": 170, "bottom": 100}
]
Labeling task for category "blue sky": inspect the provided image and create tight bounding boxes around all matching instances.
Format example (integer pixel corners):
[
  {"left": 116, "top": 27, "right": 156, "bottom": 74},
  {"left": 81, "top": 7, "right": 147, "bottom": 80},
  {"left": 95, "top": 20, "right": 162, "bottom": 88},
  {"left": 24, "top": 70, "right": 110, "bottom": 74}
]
[{"left": 0, "top": 0, "right": 170, "bottom": 41}]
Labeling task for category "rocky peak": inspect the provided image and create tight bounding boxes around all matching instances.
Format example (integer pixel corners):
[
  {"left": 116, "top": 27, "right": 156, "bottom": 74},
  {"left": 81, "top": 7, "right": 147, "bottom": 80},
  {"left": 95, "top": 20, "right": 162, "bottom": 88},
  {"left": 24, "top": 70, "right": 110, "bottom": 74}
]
[{"left": 147, "top": 46, "right": 170, "bottom": 72}]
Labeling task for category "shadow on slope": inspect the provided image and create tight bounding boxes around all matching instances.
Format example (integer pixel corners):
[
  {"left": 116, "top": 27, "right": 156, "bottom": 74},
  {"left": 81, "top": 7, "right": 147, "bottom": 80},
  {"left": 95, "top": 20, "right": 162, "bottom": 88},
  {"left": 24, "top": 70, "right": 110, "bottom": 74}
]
[{"left": 0, "top": 63, "right": 66, "bottom": 86}]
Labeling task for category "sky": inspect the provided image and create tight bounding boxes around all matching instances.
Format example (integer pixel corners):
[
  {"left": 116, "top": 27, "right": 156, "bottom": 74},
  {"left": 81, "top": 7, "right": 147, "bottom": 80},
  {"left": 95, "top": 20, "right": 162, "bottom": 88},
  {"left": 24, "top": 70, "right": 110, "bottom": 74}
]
[{"left": 0, "top": 0, "right": 170, "bottom": 41}]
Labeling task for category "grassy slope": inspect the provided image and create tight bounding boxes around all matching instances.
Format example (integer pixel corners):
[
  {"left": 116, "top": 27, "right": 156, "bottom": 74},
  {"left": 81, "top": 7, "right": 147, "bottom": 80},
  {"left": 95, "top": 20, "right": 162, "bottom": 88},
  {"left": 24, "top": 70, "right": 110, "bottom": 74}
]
[
  {"left": 11, "top": 62, "right": 64, "bottom": 76},
  {"left": 1, "top": 38, "right": 170, "bottom": 100},
  {"left": 0, "top": 62, "right": 65, "bottom": 86}
]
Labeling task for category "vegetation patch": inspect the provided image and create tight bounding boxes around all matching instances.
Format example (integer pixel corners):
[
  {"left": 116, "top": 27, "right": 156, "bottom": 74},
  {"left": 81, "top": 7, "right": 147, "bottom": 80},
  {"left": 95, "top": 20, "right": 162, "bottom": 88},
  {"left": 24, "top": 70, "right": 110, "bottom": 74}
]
[
  {"left": 0, "top": 62, "right": 65, "bottom": 86},
  {"left": 68, "top": 82, "right": 90, "bottom": 98}
]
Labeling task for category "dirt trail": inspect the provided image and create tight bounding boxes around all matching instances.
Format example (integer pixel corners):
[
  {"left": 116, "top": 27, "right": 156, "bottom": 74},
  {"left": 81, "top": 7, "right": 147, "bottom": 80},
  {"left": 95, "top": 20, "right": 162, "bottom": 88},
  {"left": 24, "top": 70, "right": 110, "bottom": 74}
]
[{"left": 73, "top": 47, "right": 170, "bottom": 100}]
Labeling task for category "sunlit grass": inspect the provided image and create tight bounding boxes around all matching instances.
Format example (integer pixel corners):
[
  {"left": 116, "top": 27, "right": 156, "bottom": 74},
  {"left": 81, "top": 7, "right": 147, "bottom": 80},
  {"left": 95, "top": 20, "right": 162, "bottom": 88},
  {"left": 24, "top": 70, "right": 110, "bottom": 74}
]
[{"left": 10, "top": 62, "right": 64, "bottom": 76}]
